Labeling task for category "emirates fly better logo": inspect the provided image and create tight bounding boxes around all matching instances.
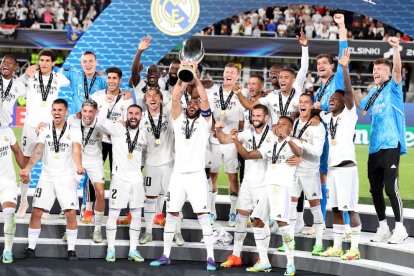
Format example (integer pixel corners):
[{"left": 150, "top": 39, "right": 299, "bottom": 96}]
[{"left": 151, "top": 0, "right": 200, "bottom": 36}]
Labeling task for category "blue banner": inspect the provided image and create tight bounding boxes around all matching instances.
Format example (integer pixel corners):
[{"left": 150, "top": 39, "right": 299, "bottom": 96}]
[{"left": 66, "top": 26, "right": 85, "bottom": 44}]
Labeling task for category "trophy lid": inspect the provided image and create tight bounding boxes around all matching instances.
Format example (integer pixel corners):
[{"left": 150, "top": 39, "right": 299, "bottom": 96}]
[{"left": 179, "top": 37, "right": 205, "bottom": 64}]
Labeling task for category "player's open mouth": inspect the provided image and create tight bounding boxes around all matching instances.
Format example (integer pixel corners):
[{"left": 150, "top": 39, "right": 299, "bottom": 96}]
[
  {"left": 170, "top": 73, "right": 177, "bottom": 77},
  {"left": 329, "top": 101, "right": 335, "bottom": 108},
  {"left": 280, "top": 83, "right": 286, "bottom": 89},
  {"left": 108, "top": 83, "right": 115, "bottom": 88},
  {"left": 130, "top": 118, "right": 138, "bottom": 124},
  {"left": 318, "top": 68, "right": 325, "bottom": 74},
  {"left": 300, "top": 107, "right": 306, "bottom": 113},
  {"left": 84, "top": 116, "right": 92, "bottom": 123},
  {"left": 374, "top": 76, "right": 380, "bottom": 81},
  {"left": 189, "top": 107, "right": 195, "bottom": 112},
  {"left": 270, "top": 75, "right": 277, "bottom": 80},
  {"left": 149, "top": 76, "right": 156, "bottom": 82},
  {"left": 226, "top": 78, "right": 232, "bottom": 82},
  {"left": 2, "top": 67, "right": 9, "bottom": 74},
  {"left": 150, "top": 102, "right": 156, "bottom": 107}
]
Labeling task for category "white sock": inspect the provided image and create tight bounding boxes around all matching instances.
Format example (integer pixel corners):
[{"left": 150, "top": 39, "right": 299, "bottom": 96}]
[
  {"left": 210, "top": 190, "right": 217, "bottom": 214},
  {"left": 144, "top": 198, "right": 157, "bottom": 233},
  {"left": 106, "top": 209, "right": 121, "bottom": 250},
  {"left": 297, "top": 211, "right": 304, "bottom": 223},
  {"left": 94, "top": 211, "right": 104, "bottom": 232},
  {"left": 311, "top": 205, "right": 324, "bottom": 246},
  {"left": 3, "top": 208, "right": 16, "bottom": 252},
  {"left": 164, "top": 214, "right": 179, "bottom": 258},
  {"left": 156, "top": 193, "right": 165, "bottom": 215},
  {"left": 28, "top": 228, "right": 40, "bottom": 250},
  {"left": 175, "top": 211, "right": 182, "bottom": 233},
  {"left": 379, "top": 219, "right": 388, "bottom": 230},
  {"left": 233, "top": 213, "right": 248, "bottom": 257},
  {"left": 351, "top": 224, "right": 362, "bottom": 250},
  {"left": 130, "top": 208, "right": 142, "bottom": 251},
  {"left": 333, "top": 224, "right": 344, "bottom": 250},
  {"left": 253, "top": 227, "right": 269, "bottom": 264},
  {"left": 280, "top": 226, "right": 294, "bottom": 266},
  {"left": 86, "top": 201, "right": 93, "bottom": 212},
  {"left": 230, "top": 194, "right": 238, "bottom": 214},
  {"left": 289, "top": 202, "right": 298, "bottom": 241},
  {"left": 199, "top": 214, "right": 214, "bottom": 260},
  {"left": 264, "top": 219, "right": 271, "bottom": 249},
  {"left": 395, "top": 221, "right": 404, "bottom": 231},
  {"left": 66, "top": 228, "right": 78, "bottom": 251},
  {"left": 20, "top": 180, "right": 29, "bottom": 203}
]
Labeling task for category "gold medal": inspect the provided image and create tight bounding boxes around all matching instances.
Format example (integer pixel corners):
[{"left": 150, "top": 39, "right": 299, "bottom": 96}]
[
  {"left": 361, "top": 110, "right": 367, "bottom": 116},
  {"left": 54, "top": 152, "right": 60, "bottom": 159},
  {"left": 155, "top": 139, "right": 161, "bottom": 145},
  {"left": 271, "top": 164, "right": 276, "bottom": 169},
  {"left": 249, "top": 124, "right": 253, "bottom": 128},
  {"left": 331, "top": 139, "right": 336, "bottom": 145},
  {"left": 253, "top": 159, "right": 258, "bottom": 162},
  {"left": 185, "top": 139, "right": 190, "bottom": 145},
  {"left": 220, "top": 110, "right": 226, "bottom": 116},
  {"left": 127, "top": 153, "right": 133, "bottom": 159},
  {"left": 41, "top": 101, "right": 47, "bottom": 107}
]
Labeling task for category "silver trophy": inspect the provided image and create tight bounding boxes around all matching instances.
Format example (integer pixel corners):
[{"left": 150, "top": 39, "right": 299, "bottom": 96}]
[{"left": 178, "top": 37, "right": 205, "bottom": 82}]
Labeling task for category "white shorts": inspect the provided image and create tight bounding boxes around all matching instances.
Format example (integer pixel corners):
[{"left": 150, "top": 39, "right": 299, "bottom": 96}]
[
  {"left": 109, "top": 175, "right": 145, "bottom": 209},
  {"left": 211, "top": 143, "right": 238, "bottom": 173},
  {"left": 144, "top": 161, "right": 173, "bottom": 197},
  {"left": 83, "top": 156, "right": 105, "bottom": 184},
  {"left": 291, "top": 173, "right": 322, "bottom": 200},
  {"left": 205, "top": 141, "right": 212, "bottom": 169},
  {"left": 327, "top": 166, "right": 359, "bottom": 212},
  {"left": 252, "top": 184, "right": 291, "bottom": 223},
  {"left": 0, "top": 179, "right": 18, "bottom": 205},
  {"left": 236, "top": 182, "right": 265, "bottom": 212},
  {"left": 167, "top": 169, "right": 209, "bottom": 213},
  {"left": 32, "top": 177, "right": 79, "bottom": 210},
  {"left": 21, "top": 125, "right": 37, "bottom": 157}
]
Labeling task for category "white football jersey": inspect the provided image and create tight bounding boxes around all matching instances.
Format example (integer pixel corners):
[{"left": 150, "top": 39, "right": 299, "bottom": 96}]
[
  {"left": 0, "top": 126, "right": 18, "bottom": 181},
  {"left": 0, "top": 77, "right": 26, "bottom": 126},
  {"left": 91, "top": 89, "right": 134, "bottom": 144},
  {"left": 21, "top": 71, "right": 71, "bottom": 128},
  {"left": 259, "top": 89, "right": 301, "bottom": 126},
  {"left": 292, "top": 117, "right": 325, "bottom": 176},
  {"left": 173, "top": 113, "right": 211, "bottom": 173},
  {"left": 139, "top": 105, "right": 174, "bottom": 167},
  {"left": 36, "top": 122, "right": 82, "bottom": 180},
  {"left": 237, "top": 125, "right": 274, "bottom": 187},
  {"left": 258, "top": 137, "right": 302, "bottom": 188}
]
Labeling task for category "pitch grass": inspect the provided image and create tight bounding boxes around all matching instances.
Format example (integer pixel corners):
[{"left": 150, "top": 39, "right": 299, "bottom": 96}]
[{"left": 11, "top": 127, "right": 414, "bottom": 208}]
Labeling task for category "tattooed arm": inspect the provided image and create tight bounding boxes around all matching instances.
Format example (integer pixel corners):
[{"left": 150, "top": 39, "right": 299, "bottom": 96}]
[{"left": 19, "top": 143, "right": 44, "bottom": 179}]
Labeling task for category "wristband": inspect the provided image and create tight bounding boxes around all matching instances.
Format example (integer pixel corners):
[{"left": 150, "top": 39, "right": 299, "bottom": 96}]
[
  {"left": 285, "top": 136, "right": 291, "bottom": 142},
  {"left": 201, "top": 108, "right": 211, "bottom": 117}
]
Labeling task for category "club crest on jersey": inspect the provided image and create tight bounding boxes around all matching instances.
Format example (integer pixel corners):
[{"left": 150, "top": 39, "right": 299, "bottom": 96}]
[
  {"left": 53, "top": 78, "right": 57, "bottom": 84},
  {"left": 96, "top": 132, "right": 102, "bottom": 138},
  {"left": 112, "top": 200, "right": 115, "bottom": 205},
  {"left": 66, "top": 134, "right": 71, "bottom": 140},
  {"left": 163, "top": 113, "right": 167, "bottom": 118},
  {"left": 283, "top": 147, "right": 287, "bottom": 152},
  {"left": 266, "top": 137, "right": 271, "bottom": 143},
  {"left": 292, "top": 102, "right": 297, "bottom": 108},
  {"left": 120, "top": 105, "right": 125, "bottom": 112},
  {"left": 15, "top": 87, "right": 18, "bottom": 92},
  {"left": 4, "top": 136, "right": 8, "bottom": 142},
  {"left": 304, "top": 131, "right": 309, "bottom": 138},
  {"left": 151, "top": 0, "right": 200, "bottom": 36}
]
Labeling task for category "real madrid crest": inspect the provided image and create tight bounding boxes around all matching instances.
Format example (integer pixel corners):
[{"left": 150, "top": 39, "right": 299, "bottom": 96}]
[
  {"left": 4, "top": 136, "right": 9, "bottom": 142},
  {"left": 66, "top": 134, "right": 71, "bottom": 140}
]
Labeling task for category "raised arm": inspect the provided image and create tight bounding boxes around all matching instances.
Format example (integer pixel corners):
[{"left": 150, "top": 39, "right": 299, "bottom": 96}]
[
  {"left": 129, "top": 36, "right": 151, "bottom": 88},
  {"left": 193, "top": 63, "right": 211, "bottom": 122},
  {"left": 352, "top": 88, "right": 362, "bottom": 110},
  {"left": 334, "top": 14, "right": 346, "bottom": 41},
  {"left": 97, "top": 95, "right": 117, "bottom": 135},
  {"left": 171, "top": 79, "right": 187, "bottom": 120},
  {"left": 215, "top": 121, "right": 234, "bottom": 144},
  {"left": 294, "top": 28, "right": 309, "bottom": 87},
  {"left": 234, "top": 88, "right": 261, "bottom": 110},
  {"left": 231, "top": 129, "right": 263, "bottom": 160},
  {"left": 336, "top": 48, "right": 354, "bottom": 110},
  {"left": 388, "top": 37, "right": 402, "bottom": 85}
]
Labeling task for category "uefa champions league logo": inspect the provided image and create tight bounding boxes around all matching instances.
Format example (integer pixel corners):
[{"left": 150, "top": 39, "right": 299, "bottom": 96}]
[{"left": 151, "top": 0, "right": 200, "bottom": 36}]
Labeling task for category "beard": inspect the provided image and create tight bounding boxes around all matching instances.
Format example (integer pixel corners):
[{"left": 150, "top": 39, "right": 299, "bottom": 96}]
[
  {"left": 186, "top": 108, "right": 201, "bottom": 119},
  {"left": 168, "top": 74, "right": 178, "bottom": 86},
  {"left": 253, "top": 121, "right": 265, "bottom": 129},
  {"left": 126, "top": 119, "right": 139, "bottom": 129}
]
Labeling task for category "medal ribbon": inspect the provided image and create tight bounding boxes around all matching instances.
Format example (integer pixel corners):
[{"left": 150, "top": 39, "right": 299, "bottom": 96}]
[{"left": 52, "top": 122, "right": 67, "bottom": 154}]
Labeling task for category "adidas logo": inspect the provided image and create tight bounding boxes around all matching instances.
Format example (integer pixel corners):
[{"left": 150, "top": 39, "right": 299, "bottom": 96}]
[
  {"left": 277, "top": 214, "right": 282, "bottom": 218},
  {"left": 343, "top": 205, "right": 348, "bottom": 209},
  {"left": 208, "top": 161, "right": 212, "bottom": 164},
  {"left": 248, "top": 139, "right": 252, "bottom": 142},
  {"left": 46, "top": 135, "right": 51, "bottom": 138},
  {"left": 391, "top": 164, "right": 397, "bottom": 169},
  {"left": 145, "top": 121, "right": 149, "bottom": 125},
  {"left": 203, "top": 206, "right": 207, "bottom": 209},
  {"left": 102, "top": 177, "right": 105, "bottom": 181},
  {"left": 13, "top": 198, "right": 16, "bottom": 201},
  {"left": 71, "top": 202, "right": 75, "bottom": 206},
  {"left": 312, "top": 193, "right": 317, "bottom": 197}
]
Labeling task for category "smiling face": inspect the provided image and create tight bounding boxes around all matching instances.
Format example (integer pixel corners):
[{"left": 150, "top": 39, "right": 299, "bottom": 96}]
[
  {"left": 269, "top": 66, "right": 282, "bottom": 87},
  {"left": 52, "top": 103, "right": 68, "bottom": 125},
  {"left": 81, "top": 53, "right": 98, "bottom": 77},
  {"left": 222, "top": 66, "right": 239, "bottom": 87},
  {"left": 373, "top": 63, "right": 390, "bottom": 85},
  {"left": 299, "top": 94, "right": 313, "bottom": 118},
  {"left": 81, "top": 105, "right": 98, "bottom": 125},
  {"left": 252, "top": 108, "right": 268, "bottom": 129},
  {"left": 145, "top": 65, "right": 160, "bottom": 86},
  {"left": 248, "top": 77, "right": 264, "bottom": 98},
  {"left": 316, "top": 57, "right": 334, "bottom": 78},
  {"left": 275, "top": 117, "right": 293, "bottom": 138},
  {"left": 186, "top": 99, "right": 201, "bottom": 119},
  {"left": 106, "top": 72, "right": 121, "bottom": 93},
  {"left": 328, "top": 91, "right": 345, "bottom": 114},
  {"left": 278, "top": 70, "right": 295, "bottom": 93},
  {"left": 145, "top": 89, "right": 163, "bottom": 112},
  {"left": 126, "top": 106, "right": 142, "bottom": 129},
  {"left": 168, "top": 62, "right": 180, "bottom": 84},
  {"left": 0, "top": 56, "right": 17, "bottom": 79}
]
